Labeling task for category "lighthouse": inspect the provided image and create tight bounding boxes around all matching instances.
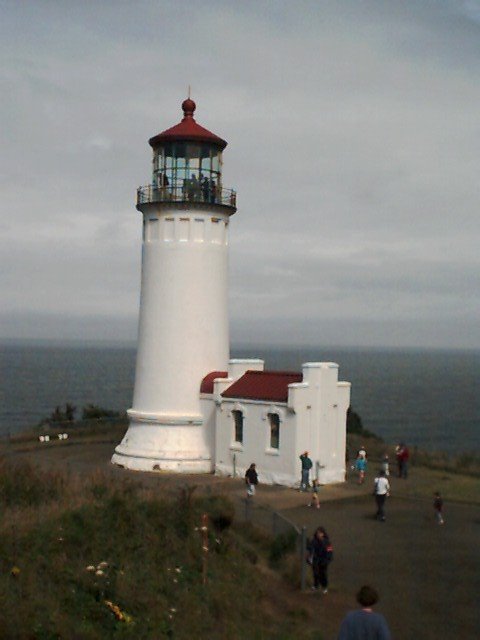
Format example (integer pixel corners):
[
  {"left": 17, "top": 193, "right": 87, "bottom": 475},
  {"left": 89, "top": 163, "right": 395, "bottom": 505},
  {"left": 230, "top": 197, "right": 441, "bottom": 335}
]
[{"left": 112, "top": 98, "right": 237, "bottom": 473}]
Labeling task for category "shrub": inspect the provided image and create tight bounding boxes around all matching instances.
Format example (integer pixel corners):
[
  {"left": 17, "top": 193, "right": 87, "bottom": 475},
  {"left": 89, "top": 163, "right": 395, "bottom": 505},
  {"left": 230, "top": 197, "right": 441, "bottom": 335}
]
[
  {"left": 81, "top": 405, "right": 121, "bottom": 420},
  {"left": 269, "top": 530, "right": 297, "bottom": 566},
  {"left": 347, "top": 407, "right": 382, "bottom": 441},
  {"left": 201, "top": 494, "right": 235, "bottom": 531}
]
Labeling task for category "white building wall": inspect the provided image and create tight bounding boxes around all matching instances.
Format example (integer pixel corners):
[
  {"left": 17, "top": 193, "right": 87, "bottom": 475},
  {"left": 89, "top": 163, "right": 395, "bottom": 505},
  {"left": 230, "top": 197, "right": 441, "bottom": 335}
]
[
  {"left": 215, "top": 399, "right": 298, "bottom": 486},
  {"left": 214, "top": 361, "right": 350, "bottom": 487}
]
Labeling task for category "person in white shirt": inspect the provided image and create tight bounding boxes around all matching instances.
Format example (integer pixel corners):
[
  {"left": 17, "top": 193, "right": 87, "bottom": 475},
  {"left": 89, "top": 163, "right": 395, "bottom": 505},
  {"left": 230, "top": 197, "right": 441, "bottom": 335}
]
[{"left": 373, "top": 470, "right": 390, "bottom": 522}]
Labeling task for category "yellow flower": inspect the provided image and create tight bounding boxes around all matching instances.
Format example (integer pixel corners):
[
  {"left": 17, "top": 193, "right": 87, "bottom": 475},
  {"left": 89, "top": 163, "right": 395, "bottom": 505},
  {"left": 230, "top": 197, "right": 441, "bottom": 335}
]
[{"left": 105, "top": 600, "right": 133, "bottom": 624}]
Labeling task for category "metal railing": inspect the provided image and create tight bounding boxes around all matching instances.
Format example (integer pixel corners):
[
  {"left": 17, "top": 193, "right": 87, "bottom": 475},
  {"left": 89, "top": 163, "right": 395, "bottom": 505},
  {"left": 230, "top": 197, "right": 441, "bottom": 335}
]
[{"left": 137, "top": 184, "right": 237, "bottom": 208}]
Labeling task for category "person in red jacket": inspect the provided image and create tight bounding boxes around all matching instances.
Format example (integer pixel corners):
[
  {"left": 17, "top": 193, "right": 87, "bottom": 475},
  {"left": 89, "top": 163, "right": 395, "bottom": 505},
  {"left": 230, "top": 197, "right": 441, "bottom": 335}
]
[{"left": 396, "top": 442, "right": 410, "bottom": 478}]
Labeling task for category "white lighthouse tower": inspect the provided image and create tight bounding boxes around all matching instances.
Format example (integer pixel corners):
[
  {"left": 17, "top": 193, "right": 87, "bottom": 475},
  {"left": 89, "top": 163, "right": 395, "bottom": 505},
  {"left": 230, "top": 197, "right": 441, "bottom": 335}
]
[{"left": 112, "top": 98, "right": 237, "bottom": 472}]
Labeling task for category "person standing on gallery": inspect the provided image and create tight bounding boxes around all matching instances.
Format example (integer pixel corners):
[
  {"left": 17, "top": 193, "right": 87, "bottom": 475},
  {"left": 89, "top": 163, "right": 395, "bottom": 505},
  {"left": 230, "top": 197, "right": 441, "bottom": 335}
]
[
  {"left": 307, "top": 526, "right": 333, "bottom": 593},
  {"left": 245, "top": 463, "right": 258, "bottom": 498},
  {"left": 299, "top": 451, "right": 313, "bottom": 491},
  {"left": 373, "top": 470, "right": 390, "bottom": 522},
  {"left": 337, "top": 585, "right": 391, "bottom": 640}
]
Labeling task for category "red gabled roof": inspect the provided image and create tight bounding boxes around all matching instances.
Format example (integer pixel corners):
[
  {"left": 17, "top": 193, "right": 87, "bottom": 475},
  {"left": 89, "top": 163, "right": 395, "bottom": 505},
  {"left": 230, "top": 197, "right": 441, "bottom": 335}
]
[
  {"left": 149, "top": 98, "right": 227, "bottom": 150},
  {"left": 221, "top": 370, "right": 303, "bottom": 403},
  {"left": 200, "top": 371, "right": 228, "bottom": 394}
]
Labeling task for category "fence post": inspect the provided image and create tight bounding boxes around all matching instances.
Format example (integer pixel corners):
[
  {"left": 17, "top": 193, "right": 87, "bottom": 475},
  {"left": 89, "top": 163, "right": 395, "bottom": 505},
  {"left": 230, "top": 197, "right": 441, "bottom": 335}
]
[{"left": 300, "top": 526, "right": 307, "bottom": 591}]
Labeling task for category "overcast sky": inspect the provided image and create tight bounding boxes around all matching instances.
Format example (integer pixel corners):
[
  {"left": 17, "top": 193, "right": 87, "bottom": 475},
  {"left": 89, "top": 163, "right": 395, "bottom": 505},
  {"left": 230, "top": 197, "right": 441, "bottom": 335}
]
[{"left": 1, "top": 0, "right": 479, "bottom": 349}]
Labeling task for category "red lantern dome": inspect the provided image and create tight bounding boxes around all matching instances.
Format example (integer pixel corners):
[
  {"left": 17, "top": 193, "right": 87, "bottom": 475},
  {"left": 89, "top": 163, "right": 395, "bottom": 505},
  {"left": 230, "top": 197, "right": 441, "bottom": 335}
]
[{"left": 149, "top": 99, "right": 227, "bottom": 150}]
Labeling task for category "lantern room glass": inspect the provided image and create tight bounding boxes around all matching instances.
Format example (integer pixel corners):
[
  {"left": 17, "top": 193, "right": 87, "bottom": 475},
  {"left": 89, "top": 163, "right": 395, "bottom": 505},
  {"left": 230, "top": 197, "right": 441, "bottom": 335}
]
[{"left": 153, "top": 142, "right": 223, "bottom": 203}]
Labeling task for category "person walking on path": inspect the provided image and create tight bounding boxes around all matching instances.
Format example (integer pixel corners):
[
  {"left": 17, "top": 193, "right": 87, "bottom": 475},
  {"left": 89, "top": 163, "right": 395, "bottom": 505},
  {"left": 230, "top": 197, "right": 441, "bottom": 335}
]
[
  {"left": 381, "top": 453, "right": 390, "bottom": 477},
  {"left": 355, "top": 455, "right": 367, "bottom": 484},
  {"left": 337, "top": 585, "right": 391, "bottom": 639},
  {"left": 307, "top": 526, "right": 333, "bottom": 593},
  {"left": 373, "top": 470, "right": 390, "bottom": 522},
  {"left": 245, "top": 463, "right": 258, "bottom": 498},
  {"left": 299, "top": 451, "right": 313, "bottom": 491},
  {"left": 433, "top": 491, "right": 444, "bottom": 524}
]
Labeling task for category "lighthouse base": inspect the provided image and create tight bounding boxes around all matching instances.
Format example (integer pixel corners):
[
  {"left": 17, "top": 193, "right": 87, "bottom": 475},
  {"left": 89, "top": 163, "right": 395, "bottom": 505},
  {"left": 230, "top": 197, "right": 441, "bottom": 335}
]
[{"left": 111, "top": 412, "right": 214, "bottom": 473}]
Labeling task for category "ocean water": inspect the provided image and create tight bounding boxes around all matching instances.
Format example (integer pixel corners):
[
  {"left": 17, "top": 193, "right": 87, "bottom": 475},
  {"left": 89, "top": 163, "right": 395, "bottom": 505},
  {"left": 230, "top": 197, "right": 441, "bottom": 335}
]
[{"left": 1, "top": 341, "right": 478, "bottom": 454}]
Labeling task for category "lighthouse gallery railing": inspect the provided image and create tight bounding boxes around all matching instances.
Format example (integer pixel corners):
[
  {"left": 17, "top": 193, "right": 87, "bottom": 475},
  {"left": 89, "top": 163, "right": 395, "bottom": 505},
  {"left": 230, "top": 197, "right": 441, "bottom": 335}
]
[{"left": 137, "top": 184, "right": 237, "bottom": 208}]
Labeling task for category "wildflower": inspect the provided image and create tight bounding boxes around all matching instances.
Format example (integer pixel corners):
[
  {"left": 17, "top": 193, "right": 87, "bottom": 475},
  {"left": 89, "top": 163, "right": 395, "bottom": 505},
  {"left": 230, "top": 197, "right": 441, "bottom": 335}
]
[
  {"left": 97, "top": 561, "right": 108, "bottom": 569},
  {"left": 170, "top": 607, "right": 177, "bottom": 613},
  {"left": 173, "top": 578, "right": 178, "bottom": 583},
  {"left": 95, "top": 569, "right": 105, "bottom": 577},
  {"left": 105, "top": 600, "right": 124, "bottom": 621},
  {"left": 174, "top": 567, "right": 182, "bottom": 573},
  {"left": 39, "top": 436, "right": 45, "bottom": 442},
  {"left": 11, "top": 566, "right": 20, "bottom": 577},
  {"left": 86, "top": 565, "right": 95, "bottom": 572}
]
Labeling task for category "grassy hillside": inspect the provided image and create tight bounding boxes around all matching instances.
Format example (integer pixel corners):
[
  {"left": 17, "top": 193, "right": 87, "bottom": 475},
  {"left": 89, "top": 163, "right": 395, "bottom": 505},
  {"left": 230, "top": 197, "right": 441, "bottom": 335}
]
[{"left": 0, "top": 460, "right": 321, "bottom": 640}]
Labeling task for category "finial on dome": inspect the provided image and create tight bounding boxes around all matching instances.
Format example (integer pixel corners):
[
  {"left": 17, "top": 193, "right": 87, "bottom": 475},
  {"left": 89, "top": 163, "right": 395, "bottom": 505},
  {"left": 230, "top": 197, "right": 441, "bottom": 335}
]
[{"left": 182, "top": 96, "right": 196, "bottom": 119}]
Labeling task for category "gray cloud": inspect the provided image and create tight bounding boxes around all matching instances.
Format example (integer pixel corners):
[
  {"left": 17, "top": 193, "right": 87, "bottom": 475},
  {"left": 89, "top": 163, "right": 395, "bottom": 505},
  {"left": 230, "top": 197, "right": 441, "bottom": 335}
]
[{"left": 1, "top": 0, "right": 479, "bottom": 349}]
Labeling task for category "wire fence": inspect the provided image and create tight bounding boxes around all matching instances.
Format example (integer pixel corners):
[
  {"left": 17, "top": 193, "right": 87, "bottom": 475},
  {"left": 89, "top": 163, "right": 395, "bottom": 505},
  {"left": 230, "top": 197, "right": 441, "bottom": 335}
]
[{"left": 236, "top": 496, "right": 308, "bottom": 590}]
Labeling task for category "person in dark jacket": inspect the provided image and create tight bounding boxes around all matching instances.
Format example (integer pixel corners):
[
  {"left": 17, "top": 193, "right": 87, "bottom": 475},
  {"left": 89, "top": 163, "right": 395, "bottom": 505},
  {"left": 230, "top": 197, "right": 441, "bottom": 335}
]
[
  {"left": 245, "top": 463, "right": 258, "bottom": 497},
  {"left": 299, "top": 451, "right": 313, "bottom": 491},
  {"left": 307, "top": 526, "right": 333, "bottom": 593},
  {"left": 433, "top": 491, "right": 444, "bottom": 524},
  {"left": 337, "top": 585, "right": 391, "bottom": 639}
]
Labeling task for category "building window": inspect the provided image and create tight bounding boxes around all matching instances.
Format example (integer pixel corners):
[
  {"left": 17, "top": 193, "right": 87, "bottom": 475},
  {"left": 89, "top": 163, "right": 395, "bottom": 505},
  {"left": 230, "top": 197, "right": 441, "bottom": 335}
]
[
  {"left": 268, "top": 413, "right": 280, "bottom": 449},
  {"left": 232, "top": 410, "right": 243, "bottom": 444}
]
